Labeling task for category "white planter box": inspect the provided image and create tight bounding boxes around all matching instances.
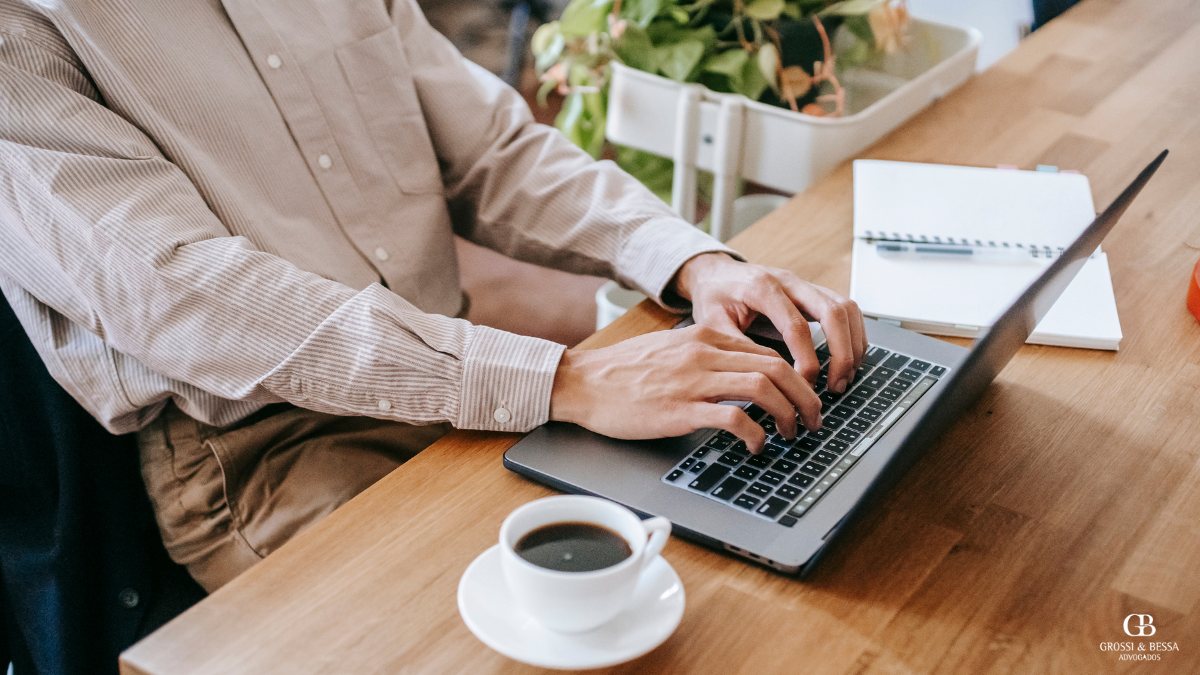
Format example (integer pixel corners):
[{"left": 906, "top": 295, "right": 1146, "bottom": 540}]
[{"left": 605, "top": 19, "right": 981, "bottom": 195}]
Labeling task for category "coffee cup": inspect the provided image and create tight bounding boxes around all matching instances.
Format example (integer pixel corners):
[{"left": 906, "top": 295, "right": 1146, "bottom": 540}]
[{"left": 498, "top": 495, "right": 671, "bottom": 634}]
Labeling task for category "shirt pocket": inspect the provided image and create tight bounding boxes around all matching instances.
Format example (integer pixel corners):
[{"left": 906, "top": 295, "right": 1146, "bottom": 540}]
[{"left": 336, "top": 25, "right": 443, "bottom": 195}]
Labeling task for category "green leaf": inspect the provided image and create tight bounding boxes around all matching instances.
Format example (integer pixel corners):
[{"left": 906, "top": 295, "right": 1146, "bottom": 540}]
[
  {"left": 702, "top": 48, "right": 749, "bottom": 78},
  {"left": 737, "top": 51, "right": 770, "bottom": 100},
  {"left": 615, "top": 24, "right": 658, "bottom": 71},
  {"left": 534, "top": 32, "right": 565, "bottom": 71},
  {"left": 559, "top": 0, "right": 614, "bottom": 38},
  {"left": 781, "top": 1, "right": 803, "bottom": 20},
  {"left": 843, "top": 14, "right": 874, "bottom": 44},
  {"left": 616, "top": 145, "right": 674, "bottom": 204},
  {"left": 531, "top": 22, "right": 560, "bottom": 55},
  {"left": 821, "top": 0, "right": 887, "bottom": 16},
  {"left": 744, "top": 0, "right": 785, "bottom": 21},
  {"left": 622, "top": 0, "right": 663, "bottom": 28},
  {"left": 657, "top": 40, "right": 706, "bottom": 81},
  {"left": 669, "top": 6, "right": 689, "bottom": 23}
]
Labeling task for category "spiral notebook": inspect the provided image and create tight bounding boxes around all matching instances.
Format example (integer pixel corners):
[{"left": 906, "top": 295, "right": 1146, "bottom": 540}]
[{"left": 849, "top": 160, "right": 1122, "bottom": 350}]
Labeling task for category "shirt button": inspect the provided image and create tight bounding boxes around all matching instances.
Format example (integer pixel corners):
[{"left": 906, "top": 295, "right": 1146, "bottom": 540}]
[
  {"left": 266, "top": 54, "right": 282, "bottom": 69},
  {"left": 118, "top": 588, "right": 140, "bottom": 609},
  {"left": 378, "top": 399, "right": 392, "bottom": 411},
  {"left": 317, "top": 154, "right": 332, "bottom": 169},
  {"left": 374, "top": 247, "right": 389, "bottom": 261},
  {"left": 493, "top": 407, "right": 512, "bottom": 424}
]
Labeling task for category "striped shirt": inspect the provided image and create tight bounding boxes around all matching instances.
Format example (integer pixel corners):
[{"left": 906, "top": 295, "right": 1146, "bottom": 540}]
[{"left": 0, "top": 0, "right": 733, "bottom": 434}]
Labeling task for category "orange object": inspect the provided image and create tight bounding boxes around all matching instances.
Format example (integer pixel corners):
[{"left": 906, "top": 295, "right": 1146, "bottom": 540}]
[{"left": 1189, "top": 257, "right": 1200, "bottom": 325}]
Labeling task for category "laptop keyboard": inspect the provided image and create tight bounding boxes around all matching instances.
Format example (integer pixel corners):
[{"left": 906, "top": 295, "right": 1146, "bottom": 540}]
[{"left": 662, "top": 344, "right": 948, "bottom": 527}]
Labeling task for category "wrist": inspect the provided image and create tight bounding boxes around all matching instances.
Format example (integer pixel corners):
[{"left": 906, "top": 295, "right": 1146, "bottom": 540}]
[
  {"left": 549, "top": 348, "right": 589, "bottom": 425},
  {"left": 672, "top": 252, "right": 737, "bottom": 302}
]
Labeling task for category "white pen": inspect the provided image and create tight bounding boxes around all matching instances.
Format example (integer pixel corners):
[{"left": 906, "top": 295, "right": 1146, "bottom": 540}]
[{"left": 873, "top": 240, "right": 1053, "bottom": 264}]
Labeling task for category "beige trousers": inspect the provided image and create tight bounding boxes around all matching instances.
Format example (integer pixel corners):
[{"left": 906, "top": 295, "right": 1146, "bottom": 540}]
[{"left": 138, "top": 402, "right": 451, "bottom": 592}]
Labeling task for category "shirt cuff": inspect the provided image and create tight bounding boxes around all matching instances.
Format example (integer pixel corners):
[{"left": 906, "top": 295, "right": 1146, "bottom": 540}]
[
  {"left": 457, "top": 325, "right": 566, "bottom": 432},
  {"left": 615, "top": 217, "right": 745, "bottom": 312}
]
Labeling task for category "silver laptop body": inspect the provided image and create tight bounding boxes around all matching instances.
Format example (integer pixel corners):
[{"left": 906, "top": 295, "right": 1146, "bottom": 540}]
[{"left": 504, "top": 153, "right": 1165, "bottom": 575}]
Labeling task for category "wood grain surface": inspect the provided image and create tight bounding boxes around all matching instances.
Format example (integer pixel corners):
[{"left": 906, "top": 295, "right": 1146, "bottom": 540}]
[{"left": 121, "top": 0, "right": 1200, "bottom": 672}]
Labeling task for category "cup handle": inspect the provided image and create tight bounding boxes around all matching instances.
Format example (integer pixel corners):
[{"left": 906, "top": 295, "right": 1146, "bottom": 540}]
[{"left": 639, "top": 516, "right": 672, "bottom": 571}]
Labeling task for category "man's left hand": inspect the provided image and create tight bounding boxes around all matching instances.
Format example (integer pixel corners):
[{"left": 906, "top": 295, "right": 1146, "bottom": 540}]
[{"left": 672, "top": 253, "right": 867, "bottom": 394}]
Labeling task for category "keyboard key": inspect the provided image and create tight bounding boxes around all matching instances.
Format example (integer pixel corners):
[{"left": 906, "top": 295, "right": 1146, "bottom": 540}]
[
  {"left": 862, "top": 346, "right": 890, "bottom": 366},
  {"left": 692, "top": 448, "right": 710, "bottom": 458},
  {"left": 716, "top": 430, "right": 737, "bottom": 441},
  {"left": 796, "top": 437, "right": 821, "bottom": 451},
  {"left": 853, "top": 364, "right": 873, "bottom": 382},
  {"left": 824, "top": 439, "right": 849, "bottom": 453},
  {"left": 896, "top": 368, "right": 922, "bottom": 383},
  {"left": 847, "top": 417, "right": 871, "bottom": 432},
  {"left": 760, "top": 418, "right": 776, "bottom": 433},
  {"left": 711, "top": 478, "right": 747, "bottom": 500},
  {"left": 787, "top": 473, "right": 814, "bottom": 488},
  {"left": 882, "top": 353, "right": 910, "bottom": 371},
  {"left": 729, "top": 440, "right": 749, "bottom": 455},
  {"left": 680, "top": 458, "right": 695, "bottom": 470},
  {"left": 689, "top": 464, "right": 729, "bottom": 491},
  {"left": 717, "top": 452, "right": 743, "bottom": 466},
  {"left": 889, "top": 378, "right": 912, "bottom": 391},
  {"left": 666, "top": 469, "right": 684, "bottom": 482},
  {"left": 857, "top": 408, "right": 882, "bottom": 422},
  {"left": 868, "top": 397, "right": 893, "bottom": 412},
  {"left": 758, "top": 496, "right": 791, "bottom": 518},
  {"left": 768, "top": 433, "right": 792, "bottom": 446},
  {"left": 759, "top": 471, "right": 785, "bottom": 486},
  {"left": 821, "top": 416, "right": 844, "bottom": 430},
  {"left": 842, "top": 395, "right": 867, "bottom": 409},
  {"left": 863, "top": 375, "right": 887, "bottom": 390},
  {"left": 878, "top": 386, "right": 904, "bottom": 402},
  {"left": 829, "top": 405, "right": 854, "bottom": 419},
  {"left": 819, "top": 391, "right": 843, "bottom": 406},
  {"left": 815, "top": 344, "right": 831, "bottom": 362},
  {"left": 746, "top": 454, "right": 772, "bottom": 469},
  {"left": 873, "top": 367, "right": 897, "bottom": 379},
  {"left": 851, "top": 385, "right": 877, "bottom": 399},
  {"left": 746, "top": 482, "right": 772, "bottom": 497},
  {"left": 734, "top": 466, "right": 760, "bottom": 480},
  {"left": 835, "top": 429, "right": 861, "bottom": 443},
  {"left": 776, "top": 485, "right": 803, "bottom": 500},
  {"left": 772, "top": 459, "right": 798, "bottom": 473},
  {"left": 929, "top": 365, "right": 947, "bottom": 377},
  {"left": 761, "top": 444, "right": 787, "bottom": 461},
  {"left": 778, "top": 514, "right": 798, "bottom": 527},
  {"left": 708, "top": 436, "right": 732, "bottom": 450},
  {"left": 809, "top": 428, "right": 833, "bottom": 440},
  {"left": 733, "top": 494, "right": 760, "bottom": 510},
  {"left": 815, "top": 450, "right": 839, "bottom": 465},
  {"left": 800, "top": 461, "right": 826, "bottom": 477},
  {"left": 783, "top": 448, "right": 810, "bottom": 463},
  {"left": 909, "top": 359, "right": 931, "bottom": 371},
  {"left": 689, "top": 461, "right": 706, "bottom": 474},
  {"left": 744, "top": 404, "right": 766, "bottom": 420}
]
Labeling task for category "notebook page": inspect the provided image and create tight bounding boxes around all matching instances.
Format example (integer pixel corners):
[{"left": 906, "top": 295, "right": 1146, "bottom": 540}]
[{"left": 853, "top": 160, "right": 1096, "bottom": 248}]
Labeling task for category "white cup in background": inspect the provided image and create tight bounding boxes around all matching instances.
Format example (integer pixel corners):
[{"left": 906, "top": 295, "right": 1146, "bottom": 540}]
[{"left": 498, "top": 495, "right": 671, "bottom": 634}]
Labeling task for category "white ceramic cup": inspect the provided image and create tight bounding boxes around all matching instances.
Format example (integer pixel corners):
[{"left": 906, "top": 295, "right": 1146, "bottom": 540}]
[{"left": 499, "top": 495, "right": 672, "bottom": 634}]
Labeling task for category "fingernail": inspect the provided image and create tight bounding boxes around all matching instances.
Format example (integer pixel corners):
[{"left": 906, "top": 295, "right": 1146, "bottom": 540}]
[{"left": 835, "top": 378, "right": 848, "bottom": 393}]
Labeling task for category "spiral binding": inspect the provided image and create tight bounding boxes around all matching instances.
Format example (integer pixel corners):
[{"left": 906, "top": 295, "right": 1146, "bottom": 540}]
[{"left": 860, "top": 230, "right": 1067, "bottom": 259}]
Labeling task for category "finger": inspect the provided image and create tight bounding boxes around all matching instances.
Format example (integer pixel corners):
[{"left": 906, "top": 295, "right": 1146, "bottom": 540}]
[
  {"left": 846, "top": 298, "right": 867, "bottom": 368},
  {"left": 736, "top": 276, "right": 822, "bottom": 386},
  {"left": 701, "top": 371, "right": 798, "bottom": 439},
  {"left": 690, "top": 324, "right": 780, "bottom": 360},
  {"left": 779, "top": 281, "right": 857, "bottom": 392},
  {"left": 693, "top": 402, "right": 767, "bottom": 453},
  {"left": 697, "top": 349, "right": 823, "bottom": 432}
]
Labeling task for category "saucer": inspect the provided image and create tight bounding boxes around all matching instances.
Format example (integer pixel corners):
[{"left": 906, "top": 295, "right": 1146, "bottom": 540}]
[{"left": 457, "top": 545, "right": 685, "bottom": 670}]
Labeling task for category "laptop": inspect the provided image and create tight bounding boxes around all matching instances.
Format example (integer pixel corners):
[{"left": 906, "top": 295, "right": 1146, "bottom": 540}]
[{"left": 504, "top": 151, "right": 1166, "bottom": 575}]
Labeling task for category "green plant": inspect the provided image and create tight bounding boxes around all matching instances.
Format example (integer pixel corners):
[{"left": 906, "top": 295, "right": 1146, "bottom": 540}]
[{"left": 533, "top": 0, "right": 911, "bottom": 163}]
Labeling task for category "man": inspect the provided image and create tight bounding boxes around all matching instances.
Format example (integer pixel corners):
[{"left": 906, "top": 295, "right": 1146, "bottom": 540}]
[{"left": 0, "top": 0, "right": 864, "bottom": 592}]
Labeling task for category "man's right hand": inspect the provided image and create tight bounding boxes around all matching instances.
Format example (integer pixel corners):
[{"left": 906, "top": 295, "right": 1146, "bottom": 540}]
[{"left": 548, "top": 325, "right": 822, "bottom": 454}]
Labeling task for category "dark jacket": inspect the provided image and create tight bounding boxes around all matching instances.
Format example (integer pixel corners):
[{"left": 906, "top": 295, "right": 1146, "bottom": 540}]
[{"left": 0, "top": 293, "right": 204, "bottom": 675}]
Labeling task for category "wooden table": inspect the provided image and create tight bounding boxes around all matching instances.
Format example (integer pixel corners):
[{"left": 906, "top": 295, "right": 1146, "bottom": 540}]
[{"left": 121, "top": 1, "right": 1200, "bottom": 672}]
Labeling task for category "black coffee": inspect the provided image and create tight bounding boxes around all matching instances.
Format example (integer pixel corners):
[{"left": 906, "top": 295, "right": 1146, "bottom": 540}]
[{"left": 514, "top": 522, "right": 632, "bottom": 572}]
